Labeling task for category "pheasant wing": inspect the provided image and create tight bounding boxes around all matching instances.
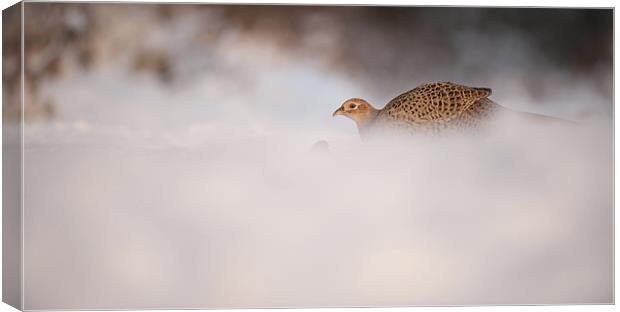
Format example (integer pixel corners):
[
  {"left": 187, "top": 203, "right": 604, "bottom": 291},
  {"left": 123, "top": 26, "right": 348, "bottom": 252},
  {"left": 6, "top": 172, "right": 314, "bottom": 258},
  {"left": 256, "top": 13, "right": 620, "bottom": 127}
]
[{"left": 377, "top": 82, "right": 492, "bottom": 125}]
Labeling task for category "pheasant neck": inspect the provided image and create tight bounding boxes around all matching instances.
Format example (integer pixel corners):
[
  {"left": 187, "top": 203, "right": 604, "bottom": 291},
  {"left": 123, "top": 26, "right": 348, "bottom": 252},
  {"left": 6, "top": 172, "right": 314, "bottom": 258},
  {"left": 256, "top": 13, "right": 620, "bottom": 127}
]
[{"left": 355, "top": 109, "right": 379, "bottom": 138}]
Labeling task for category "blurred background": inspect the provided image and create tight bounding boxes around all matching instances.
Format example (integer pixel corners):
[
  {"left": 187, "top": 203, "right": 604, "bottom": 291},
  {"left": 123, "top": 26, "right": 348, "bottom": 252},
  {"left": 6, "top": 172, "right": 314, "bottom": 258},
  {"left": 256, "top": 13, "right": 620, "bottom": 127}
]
[
  {"left": 3, "top": 4, "right": 612, "bottom": 128},
  {"left": 3, "top": 3, "right": 613, "bottom": 309}
]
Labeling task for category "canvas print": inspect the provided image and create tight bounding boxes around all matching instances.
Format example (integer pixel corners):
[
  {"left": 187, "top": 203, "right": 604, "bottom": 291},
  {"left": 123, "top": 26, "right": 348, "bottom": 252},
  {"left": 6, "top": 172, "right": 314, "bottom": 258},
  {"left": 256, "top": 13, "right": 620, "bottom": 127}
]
[{"left": 2, "top": 3, "right": 613, "bottom": 310}]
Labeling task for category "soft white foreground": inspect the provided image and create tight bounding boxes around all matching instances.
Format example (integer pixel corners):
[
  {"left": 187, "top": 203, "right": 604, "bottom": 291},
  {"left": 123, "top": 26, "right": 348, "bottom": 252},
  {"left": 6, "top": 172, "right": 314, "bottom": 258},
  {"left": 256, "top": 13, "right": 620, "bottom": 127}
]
[{"left": 22, "top": 115, "right": 612, "bottom": 309}]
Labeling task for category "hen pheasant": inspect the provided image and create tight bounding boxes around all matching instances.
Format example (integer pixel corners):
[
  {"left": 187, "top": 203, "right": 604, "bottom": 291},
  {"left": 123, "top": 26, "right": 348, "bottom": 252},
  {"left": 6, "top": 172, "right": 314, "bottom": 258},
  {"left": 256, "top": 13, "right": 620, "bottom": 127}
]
[{"left": 333, "top": 82, "right": 505, "bottom": 139}]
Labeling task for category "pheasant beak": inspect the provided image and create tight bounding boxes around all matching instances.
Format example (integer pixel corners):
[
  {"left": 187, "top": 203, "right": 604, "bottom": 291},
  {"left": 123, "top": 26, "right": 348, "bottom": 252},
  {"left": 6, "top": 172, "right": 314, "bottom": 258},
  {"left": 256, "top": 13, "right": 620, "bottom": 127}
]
[{"left": 332, "top": 107, "right": 344, "bottom": 117}]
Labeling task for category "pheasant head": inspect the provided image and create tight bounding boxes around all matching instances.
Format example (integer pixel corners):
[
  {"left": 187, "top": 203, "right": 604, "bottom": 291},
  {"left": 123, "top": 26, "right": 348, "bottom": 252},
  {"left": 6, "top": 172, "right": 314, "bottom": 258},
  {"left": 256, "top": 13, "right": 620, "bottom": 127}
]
[{"left": 332, "top": 98, "right": 379, "bottom": 132}]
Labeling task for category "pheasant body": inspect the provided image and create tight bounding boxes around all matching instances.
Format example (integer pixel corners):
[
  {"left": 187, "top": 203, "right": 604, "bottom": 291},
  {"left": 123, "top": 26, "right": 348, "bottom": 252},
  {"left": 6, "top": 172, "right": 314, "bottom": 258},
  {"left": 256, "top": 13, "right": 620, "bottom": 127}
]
[{"left": 333, "top": 82, "right": 506, "bottom": 139}]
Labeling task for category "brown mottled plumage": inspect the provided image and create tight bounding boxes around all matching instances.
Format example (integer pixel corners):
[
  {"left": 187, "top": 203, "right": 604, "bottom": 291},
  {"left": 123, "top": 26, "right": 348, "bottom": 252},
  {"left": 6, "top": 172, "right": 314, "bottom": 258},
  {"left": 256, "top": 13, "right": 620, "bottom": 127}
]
[{"left": 333, "top": 82, "right": 505, "bottom": 139}]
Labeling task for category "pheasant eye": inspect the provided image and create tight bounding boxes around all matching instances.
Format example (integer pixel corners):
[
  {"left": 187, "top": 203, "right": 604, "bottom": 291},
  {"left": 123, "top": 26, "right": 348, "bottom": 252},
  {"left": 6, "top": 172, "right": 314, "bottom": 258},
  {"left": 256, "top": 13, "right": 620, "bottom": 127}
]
[{"left": 349, "top": 104, "right": 357, "bottom": 109}]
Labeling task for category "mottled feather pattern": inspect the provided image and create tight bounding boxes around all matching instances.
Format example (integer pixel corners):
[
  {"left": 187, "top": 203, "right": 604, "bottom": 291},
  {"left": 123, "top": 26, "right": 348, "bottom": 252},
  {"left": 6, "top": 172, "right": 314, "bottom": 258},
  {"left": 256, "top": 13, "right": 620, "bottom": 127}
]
[
  {"left": 378, "top": 82, "right": 492, "bottom": 123},
  {"left": 371, "top": 82, "right": 502, "bottom": 136}
]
